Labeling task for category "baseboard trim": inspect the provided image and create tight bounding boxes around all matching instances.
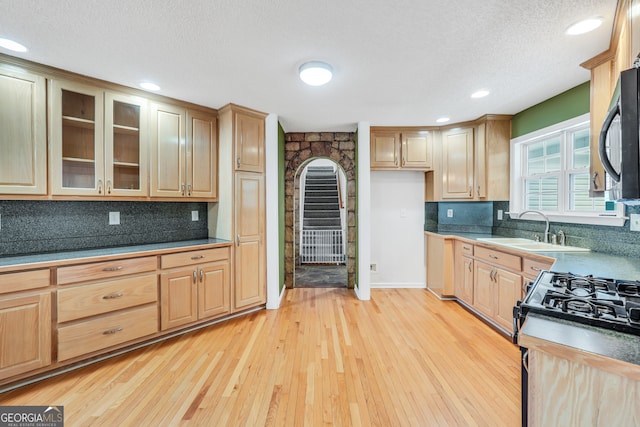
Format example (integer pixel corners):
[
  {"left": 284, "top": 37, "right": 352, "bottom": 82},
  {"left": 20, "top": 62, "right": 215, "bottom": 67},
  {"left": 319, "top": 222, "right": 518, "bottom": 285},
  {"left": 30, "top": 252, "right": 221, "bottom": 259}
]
[{"left": 370, "top": 282, "right": 427, "bottom": 289}]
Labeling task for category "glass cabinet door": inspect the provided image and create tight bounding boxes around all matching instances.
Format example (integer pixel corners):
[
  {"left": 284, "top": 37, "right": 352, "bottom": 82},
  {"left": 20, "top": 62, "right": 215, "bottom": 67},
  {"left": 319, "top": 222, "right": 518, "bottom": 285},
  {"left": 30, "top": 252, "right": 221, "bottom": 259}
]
[
  {"left": 50, "top": 80, "right": 104, "bottom": 195},
  {"left": 104, "top": 92, "right": 148, "bottom": 196}
]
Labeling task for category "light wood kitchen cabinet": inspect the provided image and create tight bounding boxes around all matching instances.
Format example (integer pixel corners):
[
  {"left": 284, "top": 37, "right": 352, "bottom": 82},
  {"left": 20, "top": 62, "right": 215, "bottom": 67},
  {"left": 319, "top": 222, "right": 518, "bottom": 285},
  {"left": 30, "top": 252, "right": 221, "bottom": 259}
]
[
  {"left": 453, "top": 240, "right": 474, "bottom": 305},
  {"left": 439, "top": 117, "right": 511, "bottom": 201},
  {"left": 0, "top": 66, "right": 47, "bottom": 195},
  {"left": 160, "top": 247, "right": 231, "bottom": 329},
  {"left": 234, "top": 172, "right": 266, "bottom": 309},
  {"left": 425, "top": 232, "right": 454, "bottom": 298},
  {"left": 150, "top": 103, "right": 217, "bottom": 199},
  {"left": 49, "top": 80, "right": 149, "bottom": 197},
  {"left": 0, "top": 269, "right": 51, "bottom": 380},
  {"left": 581, "top": 0, "right": 635, "bottom": 195},
  {"left": 472, "top": 246, "right": 522, "bottom": 332},
  {"left": 442, "top": 127, "right": 474, "bottom": 199},
  {"left": 235, "top": 109, "right": 265, "bottom": 173},
  {"left": 370, "top": 129, "right": 433, "bottom": 170},
  {"left": 217, "top": 104, "right": 267, "bottom": 311},
  {"left": 56, "top": 256, "right": 158, "bottom": 361}
]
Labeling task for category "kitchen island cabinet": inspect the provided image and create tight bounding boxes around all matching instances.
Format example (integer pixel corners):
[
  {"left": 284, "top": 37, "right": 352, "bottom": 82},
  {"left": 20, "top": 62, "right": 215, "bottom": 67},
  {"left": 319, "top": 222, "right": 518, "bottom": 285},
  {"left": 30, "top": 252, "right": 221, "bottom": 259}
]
[{"left": 520, "top": 314, "right": 640, "bottom": 426}]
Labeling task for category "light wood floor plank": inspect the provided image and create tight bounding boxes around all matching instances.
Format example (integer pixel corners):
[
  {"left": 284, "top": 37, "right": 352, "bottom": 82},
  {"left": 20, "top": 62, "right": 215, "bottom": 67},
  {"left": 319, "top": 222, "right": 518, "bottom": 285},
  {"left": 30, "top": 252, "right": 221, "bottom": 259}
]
[{"left": 0, "top": 288, "right": 520, "bottom": 426}]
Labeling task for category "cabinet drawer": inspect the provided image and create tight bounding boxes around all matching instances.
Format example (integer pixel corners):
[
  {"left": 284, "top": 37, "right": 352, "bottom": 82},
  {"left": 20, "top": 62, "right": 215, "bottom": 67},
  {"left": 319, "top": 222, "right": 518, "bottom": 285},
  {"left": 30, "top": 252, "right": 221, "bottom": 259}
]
[
  {"left": 57, "top": 304, "right": 158, "bottom": 361},
  {"left": 474, "top": 246, "right": 521, "bottom": 271},
  {"left": 160, "top": 247, "right": 230, "bottom": 269},
  {"left": 57, "top": 257, "right": 157, "bottom": 285},
  {"left": 522, "top": 258, "right": 553, "bottom": 280},
  {"left": 58, "top": 273, "right": 158, "bottom": 323},
  {"left": 459, "top": 242, "right": 474, "bottom": 256},
  {"left": 0, "top": 269, "right": 50, "bottom": 294}
]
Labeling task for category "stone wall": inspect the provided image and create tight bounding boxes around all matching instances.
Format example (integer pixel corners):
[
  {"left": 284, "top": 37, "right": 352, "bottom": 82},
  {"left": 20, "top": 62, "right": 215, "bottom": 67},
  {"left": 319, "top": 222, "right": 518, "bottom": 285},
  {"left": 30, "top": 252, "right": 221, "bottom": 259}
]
[{"left": 284, "top": 132, "right": 357, "bottom": 288}]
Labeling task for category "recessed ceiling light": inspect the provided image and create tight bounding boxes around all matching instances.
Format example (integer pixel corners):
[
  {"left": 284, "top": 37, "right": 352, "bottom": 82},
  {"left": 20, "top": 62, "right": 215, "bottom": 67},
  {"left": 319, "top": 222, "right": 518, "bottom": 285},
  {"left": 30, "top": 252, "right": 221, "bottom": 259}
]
[
  {"left": 0, "top": 38, "right": 27, "bottom": 52},
  {"left": 139, "top": 82, "right": 161, "bottom": 91},
  {"left": 471, "top": 90, "right": 490, "bottom": 99},
  {"left": 299, "top": 61, "right": 333, "bottom": 86},
  {"left": 566, "top": 17, "right": 603, "bottom": 35},
  {"left": 436, "top": 117, "right": 450, "bottom": 123}
]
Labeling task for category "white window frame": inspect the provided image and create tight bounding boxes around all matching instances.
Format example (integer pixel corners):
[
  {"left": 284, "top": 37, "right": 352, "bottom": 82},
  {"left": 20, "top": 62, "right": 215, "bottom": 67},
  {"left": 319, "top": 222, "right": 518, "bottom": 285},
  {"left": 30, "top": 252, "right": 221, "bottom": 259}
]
[{"left": 510, "top": 113, "right": 626, "bottom": 226}]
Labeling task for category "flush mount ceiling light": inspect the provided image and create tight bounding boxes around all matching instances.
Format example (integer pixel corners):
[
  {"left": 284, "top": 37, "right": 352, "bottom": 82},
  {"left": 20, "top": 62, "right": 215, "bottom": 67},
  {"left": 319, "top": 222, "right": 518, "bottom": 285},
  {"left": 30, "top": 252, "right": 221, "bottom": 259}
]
[
  {"left": 139, "top": 82, "right": 161, "bottom": 91},
  {"left": 471, "top": 90, "right": 490, "bottom": 99},
  {"left": 436, "top": 117, "right": 450, "bottom": 123},
  {"left": 299, "top": 61, "right": 333, "bottom": 86},
  {"left": 0, "top": 37, "right": 27, "bottom": 52},
  {"left": 566, "top": 17, "right": 603, "bottom": 35}
]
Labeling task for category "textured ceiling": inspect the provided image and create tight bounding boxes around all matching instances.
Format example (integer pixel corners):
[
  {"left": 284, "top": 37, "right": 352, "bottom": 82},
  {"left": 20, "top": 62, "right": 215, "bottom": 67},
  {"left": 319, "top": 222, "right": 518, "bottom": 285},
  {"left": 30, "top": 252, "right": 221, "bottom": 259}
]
[{"left": 0, "top": 0, "right": 618, "bottom": 131}]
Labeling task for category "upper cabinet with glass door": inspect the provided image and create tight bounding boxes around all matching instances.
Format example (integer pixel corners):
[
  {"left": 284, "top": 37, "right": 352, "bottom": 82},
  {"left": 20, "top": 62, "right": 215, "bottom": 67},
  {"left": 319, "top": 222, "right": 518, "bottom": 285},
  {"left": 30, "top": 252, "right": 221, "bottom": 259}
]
[{"left": 49, "top": 80, "right": 148, "bottom": 197}]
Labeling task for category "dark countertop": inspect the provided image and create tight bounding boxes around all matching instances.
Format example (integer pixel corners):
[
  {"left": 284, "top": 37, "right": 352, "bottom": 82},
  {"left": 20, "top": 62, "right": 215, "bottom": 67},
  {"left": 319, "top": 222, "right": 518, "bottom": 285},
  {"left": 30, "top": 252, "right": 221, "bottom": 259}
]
[
  {"left": 0, "top": 238, "right": 231, "bottom": 270},
  {"left": 519, "top": 313, "right": 640, "bottom": 371},
  {"left": 424, "top": 230, "right": 640, "bottom": 280}
]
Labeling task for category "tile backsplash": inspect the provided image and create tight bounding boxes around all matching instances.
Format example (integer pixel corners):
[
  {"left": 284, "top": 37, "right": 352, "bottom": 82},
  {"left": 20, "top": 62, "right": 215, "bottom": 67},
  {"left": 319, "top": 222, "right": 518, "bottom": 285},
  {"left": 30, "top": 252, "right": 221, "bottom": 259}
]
[
  {"left": 425, "top": 201, "right": 640, "bottom": 258},
  {"left": 0, "top": 201, "right": 209, "bottom": 257}
]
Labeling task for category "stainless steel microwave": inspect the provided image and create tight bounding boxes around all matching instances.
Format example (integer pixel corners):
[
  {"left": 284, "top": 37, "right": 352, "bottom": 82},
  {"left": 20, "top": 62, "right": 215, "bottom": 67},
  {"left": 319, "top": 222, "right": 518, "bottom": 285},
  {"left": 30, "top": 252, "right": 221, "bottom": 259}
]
[{"left": 599, "top": 65, "right": 640, "bottom": 201}]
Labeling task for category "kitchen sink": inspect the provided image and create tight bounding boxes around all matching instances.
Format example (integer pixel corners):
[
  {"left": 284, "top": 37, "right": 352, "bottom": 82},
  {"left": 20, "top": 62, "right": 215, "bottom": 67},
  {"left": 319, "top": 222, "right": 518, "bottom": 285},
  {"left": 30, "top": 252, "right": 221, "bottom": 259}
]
[{"left": 476, "top": 237, "right": 590, "bottom": 252}]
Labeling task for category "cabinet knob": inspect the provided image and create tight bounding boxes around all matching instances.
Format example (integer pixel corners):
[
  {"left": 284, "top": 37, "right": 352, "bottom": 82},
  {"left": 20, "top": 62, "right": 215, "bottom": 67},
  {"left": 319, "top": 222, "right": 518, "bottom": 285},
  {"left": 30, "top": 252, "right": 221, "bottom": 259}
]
[
  {"left": 181, "top": 183, "right": 185, "bottom": 196},
  {"left": 187, "top": 183, "right": 192, "bottom": 196},
  {"left": 98, "top": 179, "right": 103, "bottom": 194},
  {"left": 107, "top": 180, "right": 112, "bottom": 194}
]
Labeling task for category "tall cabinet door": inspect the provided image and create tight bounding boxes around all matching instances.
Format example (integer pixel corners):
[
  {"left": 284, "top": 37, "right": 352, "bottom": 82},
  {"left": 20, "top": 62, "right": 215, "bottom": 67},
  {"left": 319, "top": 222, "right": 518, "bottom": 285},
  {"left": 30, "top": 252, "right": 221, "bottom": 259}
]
[
  {"left": 235, "top": 112, "right": 264, "bottom": 173},
  {"left": 104, "top": 92, "right": 148, "bottom": 197},
  {"left": 187, "top": 110, "right": 217, "bottom": 199},
  {"left": 0, "top": 67, "right": 47, "bottom": 195},
  {"left": 49, "top": 80, "right": 104, "bottom": 195},
  {"left": 442, "top": 127, "right": 474, "bottom": 199},
  {"left": 234, "top": 172, "right": 266, "bottom": 310},
  {"left": 150, "top": 103, "right": 186, "bottom": 197}
]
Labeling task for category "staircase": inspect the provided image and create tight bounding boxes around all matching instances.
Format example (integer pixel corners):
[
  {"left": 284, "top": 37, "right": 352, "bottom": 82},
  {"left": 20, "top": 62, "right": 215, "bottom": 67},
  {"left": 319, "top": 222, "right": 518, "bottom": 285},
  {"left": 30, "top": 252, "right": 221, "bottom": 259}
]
[{"left": 301, "top": 166, "right": 345, "bottom": 264}]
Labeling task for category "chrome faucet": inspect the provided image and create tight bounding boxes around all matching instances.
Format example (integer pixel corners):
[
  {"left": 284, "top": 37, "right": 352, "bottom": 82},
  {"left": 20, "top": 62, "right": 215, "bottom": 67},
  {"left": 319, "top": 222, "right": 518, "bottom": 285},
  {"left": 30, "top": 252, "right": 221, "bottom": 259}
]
[{"left": 511, "top": 210, "right": 551, "bottom": 243}]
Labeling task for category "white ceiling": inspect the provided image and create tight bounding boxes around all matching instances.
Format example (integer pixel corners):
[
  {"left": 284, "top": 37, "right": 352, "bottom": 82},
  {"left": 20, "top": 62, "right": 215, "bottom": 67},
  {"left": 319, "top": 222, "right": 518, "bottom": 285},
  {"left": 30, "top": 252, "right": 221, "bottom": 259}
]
[{"left": 0, "top": 0, "right": 618, "bottom": 132}]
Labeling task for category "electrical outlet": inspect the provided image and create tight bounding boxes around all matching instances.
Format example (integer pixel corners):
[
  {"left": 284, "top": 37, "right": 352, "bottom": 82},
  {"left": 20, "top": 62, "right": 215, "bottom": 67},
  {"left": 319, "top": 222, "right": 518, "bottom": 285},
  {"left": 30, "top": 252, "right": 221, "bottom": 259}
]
[
  {"left": 370, "top": 263, "right": 377, "bottom": 273},
  {"left": 109, "top": 211, "right": 120, "bottom": 225},
  {"left": 497, "top": 210, "right": 503, "bottom": 220},
  {"left": 631, "top": 214, "right": 640, "bottom": 231},
  {"left": 447, "top": 209, "right": 454, "bottom": 218},
  {"left": 192, "top": 210, "right": 199, "bottom": 221}
]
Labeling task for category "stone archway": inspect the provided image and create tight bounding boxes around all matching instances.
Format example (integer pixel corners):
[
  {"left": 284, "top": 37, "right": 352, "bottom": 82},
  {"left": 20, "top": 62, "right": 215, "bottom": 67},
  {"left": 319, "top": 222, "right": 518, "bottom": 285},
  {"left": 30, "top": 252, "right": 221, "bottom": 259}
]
[{"left": 284, "top": 132, "right": 356, "bottom": 288}]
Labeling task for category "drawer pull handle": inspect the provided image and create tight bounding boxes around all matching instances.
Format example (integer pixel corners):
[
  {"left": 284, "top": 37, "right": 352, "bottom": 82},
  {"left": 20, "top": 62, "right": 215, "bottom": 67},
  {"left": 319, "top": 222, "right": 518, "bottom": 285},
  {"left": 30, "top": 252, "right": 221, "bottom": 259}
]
[
  {"left": 190, "top": 255, "right": 205, "bottom": 260},
  {"left": 193, "top": 270, "right": 197, "bottom": 283},
  {"left": 200, "top": 269, "right": 204, "bottom": 282},
  {"left": 463, "top": 246, "right": 471, "bottom": 250},
  {"left": 102, "top": 266, "right": 123, "bottom": 272},
  {"left": 102, "top": 292, "right": 124, "bottom": 300},
  {"left": 103, "top": 327, "right": 123, "bottom": 335},
  {"left": 489, "top": 254, "right": 499, "bottom": 259},
  {"left": 530, "top": 266, "right": 541, "bottom": 271}
]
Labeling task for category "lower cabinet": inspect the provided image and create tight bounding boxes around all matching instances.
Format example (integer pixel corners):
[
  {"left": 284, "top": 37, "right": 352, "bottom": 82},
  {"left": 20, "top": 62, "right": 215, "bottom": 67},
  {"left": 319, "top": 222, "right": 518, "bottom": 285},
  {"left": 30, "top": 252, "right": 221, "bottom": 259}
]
[
  {"left": 425, "top": 232, "right": 454, "bottom": 297},
  {"left": 453, "top": 240, "right": 474, "bottom": 305},
  {"left": 160, "top": 247, "right": 231, "bottom": 330},
  {"left": 0, "top": 290, "right": 51, "bottom": 379}
]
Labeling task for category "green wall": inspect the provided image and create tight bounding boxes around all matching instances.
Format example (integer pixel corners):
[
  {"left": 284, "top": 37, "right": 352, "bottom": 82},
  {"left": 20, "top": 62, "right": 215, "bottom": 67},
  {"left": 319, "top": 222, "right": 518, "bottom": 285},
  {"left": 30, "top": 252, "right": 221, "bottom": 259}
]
[
  {"left": 278, "top": 122, "right": 286, "bottom": 292},
  {"left": 511, "top": 81, "right": 590, "bottom": 138}
]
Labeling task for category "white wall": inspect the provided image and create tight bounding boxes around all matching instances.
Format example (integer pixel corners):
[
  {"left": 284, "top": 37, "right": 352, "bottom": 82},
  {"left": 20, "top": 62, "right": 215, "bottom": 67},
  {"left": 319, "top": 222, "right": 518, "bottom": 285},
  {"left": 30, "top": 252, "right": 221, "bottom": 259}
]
[{"left": 370, "top": 171, "right": 426, "bottom": 288}]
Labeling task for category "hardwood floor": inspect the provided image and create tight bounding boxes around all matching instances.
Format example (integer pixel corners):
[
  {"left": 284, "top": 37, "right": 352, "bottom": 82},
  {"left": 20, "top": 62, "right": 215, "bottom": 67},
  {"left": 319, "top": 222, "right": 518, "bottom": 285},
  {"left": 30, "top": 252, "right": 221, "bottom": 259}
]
[{"left": 0, "top": 289, "right": 521, "bottom": 426}]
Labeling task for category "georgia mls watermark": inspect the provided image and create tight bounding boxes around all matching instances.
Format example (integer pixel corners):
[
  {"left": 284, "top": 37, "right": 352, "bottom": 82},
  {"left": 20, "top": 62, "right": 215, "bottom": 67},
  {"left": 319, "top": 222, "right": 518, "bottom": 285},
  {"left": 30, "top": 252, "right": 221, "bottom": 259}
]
[{"left": 0, "top": 406, "right": 64, "bottom": 427}]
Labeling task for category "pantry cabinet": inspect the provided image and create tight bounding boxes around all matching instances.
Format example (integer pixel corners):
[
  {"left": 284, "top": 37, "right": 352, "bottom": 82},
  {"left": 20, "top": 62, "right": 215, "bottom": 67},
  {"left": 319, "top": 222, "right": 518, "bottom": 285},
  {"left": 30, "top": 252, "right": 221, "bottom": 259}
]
[
  {"left": 0, "top": 66, "right": 47, "bottom": 195},
  {"left": 49, "top": 80, "right": 148, "bottom": 197},
  {"left": 370, "top": 129, "right": 433, "bottom": 170},
  {"left": 150, "top": 103, "right": 217, "bottom": 199}
]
